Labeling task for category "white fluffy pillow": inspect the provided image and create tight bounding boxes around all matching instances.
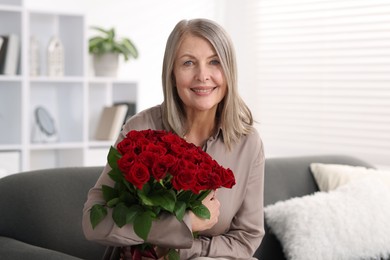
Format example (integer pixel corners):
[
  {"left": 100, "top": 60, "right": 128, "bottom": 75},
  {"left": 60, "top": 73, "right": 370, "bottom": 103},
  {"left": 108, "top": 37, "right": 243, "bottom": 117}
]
[
  {"left": 264, "top": 177, "right": 390, "bottom": 260},
  {"left": 310, "top": 163, "right": 390, "bottom": 191}
]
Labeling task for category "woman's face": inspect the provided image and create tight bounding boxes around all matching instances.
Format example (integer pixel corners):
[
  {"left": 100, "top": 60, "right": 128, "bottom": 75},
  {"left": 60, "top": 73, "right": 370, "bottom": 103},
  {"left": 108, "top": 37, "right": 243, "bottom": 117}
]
[{"left": 173, "top": 34, "right": 227, "bottom": 114}]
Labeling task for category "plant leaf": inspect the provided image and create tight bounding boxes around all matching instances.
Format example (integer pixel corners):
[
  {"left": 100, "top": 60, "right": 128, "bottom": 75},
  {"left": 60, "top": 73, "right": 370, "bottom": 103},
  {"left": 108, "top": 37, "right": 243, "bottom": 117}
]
[
  {"left": 168, "top": 248, "right": 180, "bottom": 260},
  {"left": 107, "top": 197, "right": 120, "bottom": 208},
  {"left": 107, "top": 146, "right": 121, "bottom": 169},
  {"left": 102, "top": 185, "right": 118, "bottom": 202},
  {"left": 148, "top": 189, "right": 176, "bottom": 212},
  {"left": 112, "top": 203, "right": 130, "bottom": 228},
  {"left": 120, "top": 189, "right": 136, "bottom": 204},
  {"left": 122, "top": 38, "right": 138, "bottom": 58},
  {"left": 90, "top": 26, "right": 111, "bottom": 35},
  {"left": 191, "top": 204, "right": 211, "bottom": 220},
  {"left": 108, "top": 168, "right": 123, "bottom": 183},
  {"left": 134, "top": 210, "right": 154, "bottom": 240},
  {"left": 90, "top": 204, "right": 107, "bottom": 229},
  {"left": 126, "top": 205, "right": 143, "bottom": 224},
  {"left": 174, "top": 200, "right": 186, "bottom": 221},
  {"left": 196, "top": 190, "right": 211, "bottom": 202},
  {"left": 177, "top": 190, "right": 194, "bottom": 203}
]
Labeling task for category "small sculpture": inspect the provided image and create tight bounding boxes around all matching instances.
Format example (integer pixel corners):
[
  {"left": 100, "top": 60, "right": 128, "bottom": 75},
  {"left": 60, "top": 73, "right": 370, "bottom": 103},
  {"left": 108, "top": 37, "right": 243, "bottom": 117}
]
[{"left": 47, "top": 36, "right": 64, "bottom": 77}]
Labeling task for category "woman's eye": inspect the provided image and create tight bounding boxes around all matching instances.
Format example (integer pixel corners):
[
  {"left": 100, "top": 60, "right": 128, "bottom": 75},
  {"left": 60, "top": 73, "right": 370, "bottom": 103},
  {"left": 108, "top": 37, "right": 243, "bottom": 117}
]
[
  {"left": 210, "top": 59, "right": 220, "bottom": 65},
  {"left": 183, "top": 60, "right": 193, "bottom": 66}
]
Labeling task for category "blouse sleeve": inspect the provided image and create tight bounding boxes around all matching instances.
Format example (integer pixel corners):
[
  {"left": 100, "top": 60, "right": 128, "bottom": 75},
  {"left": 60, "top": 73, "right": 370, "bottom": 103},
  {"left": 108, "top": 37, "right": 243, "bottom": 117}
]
[{"left": 179, "top": 133, "right": 266, "bottom": 259}]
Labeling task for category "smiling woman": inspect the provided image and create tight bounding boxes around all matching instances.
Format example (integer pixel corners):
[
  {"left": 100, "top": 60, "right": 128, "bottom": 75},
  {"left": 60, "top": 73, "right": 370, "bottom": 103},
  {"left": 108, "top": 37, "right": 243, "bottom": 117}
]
[
  {"left": 173, "top": 34, "right": 227, "bottom": 146},
  {"left": 82, "top": 18, "right": 265, "bottom": 260}
]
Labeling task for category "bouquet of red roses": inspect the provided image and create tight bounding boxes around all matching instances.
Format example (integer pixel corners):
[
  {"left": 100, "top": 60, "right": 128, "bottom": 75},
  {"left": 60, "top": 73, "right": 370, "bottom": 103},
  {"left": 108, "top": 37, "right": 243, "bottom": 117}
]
[{"left": 90, "top": 129, "right": 235, "bottom": 260}]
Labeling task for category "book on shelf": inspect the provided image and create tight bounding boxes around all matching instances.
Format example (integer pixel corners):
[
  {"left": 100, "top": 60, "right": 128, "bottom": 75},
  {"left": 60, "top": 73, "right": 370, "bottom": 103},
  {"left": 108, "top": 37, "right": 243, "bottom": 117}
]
[
  {"left": 0, "top": 34, "right": 20, "bottom": 75},
  {"left": 113, "top": 101, "right": 137, "bottom": 125},
  {"left": 95, "top": 104, "right": 128, "bottom": 141},
  {"left": 0, "top": 36, "right": 7, "bottom": 73}
]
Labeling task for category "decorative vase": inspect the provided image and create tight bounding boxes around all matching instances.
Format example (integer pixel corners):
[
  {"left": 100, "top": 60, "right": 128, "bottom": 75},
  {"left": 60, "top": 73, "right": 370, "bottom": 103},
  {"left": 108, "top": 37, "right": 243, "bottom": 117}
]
[
  {"left": 47, "top": 35, "right": 64, "bottom": 77},
  {"left": 29, "top": 35, "right": 40, "bottom": 76},
  {"left": 93, "top": 53, "right": 119, "bottom": 77}
]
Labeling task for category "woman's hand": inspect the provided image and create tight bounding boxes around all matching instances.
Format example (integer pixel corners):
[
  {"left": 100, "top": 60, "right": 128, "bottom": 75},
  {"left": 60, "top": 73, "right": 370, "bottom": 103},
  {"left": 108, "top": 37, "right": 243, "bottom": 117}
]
[{"left": 190, "top": 190, "right": 220, "bottom": 232}]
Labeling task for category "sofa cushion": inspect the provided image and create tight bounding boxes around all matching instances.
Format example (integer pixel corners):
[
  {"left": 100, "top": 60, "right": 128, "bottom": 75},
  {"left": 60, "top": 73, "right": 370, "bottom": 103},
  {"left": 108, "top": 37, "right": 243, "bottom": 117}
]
[
  {"left": 254, "top": 155, "right": 374, "bottom": 260},
  {"left": 310, "top": 163, "right": 390, "bottom": 191},
  {"left": 264, "top": 177, "right": 390, "bottom": 260},
  {"left": 0, "top": 236, "right": 82, "bottom": 260},
  {"left": 0, "top": 167, "right": 106, "bottom": 260}
]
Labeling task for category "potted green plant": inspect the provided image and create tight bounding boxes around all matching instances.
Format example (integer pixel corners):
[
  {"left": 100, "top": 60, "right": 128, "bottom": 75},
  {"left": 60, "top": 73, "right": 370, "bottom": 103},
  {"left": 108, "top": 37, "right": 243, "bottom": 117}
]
[{"left": 89, "top": 26, "right": 139, "bottom": 77}]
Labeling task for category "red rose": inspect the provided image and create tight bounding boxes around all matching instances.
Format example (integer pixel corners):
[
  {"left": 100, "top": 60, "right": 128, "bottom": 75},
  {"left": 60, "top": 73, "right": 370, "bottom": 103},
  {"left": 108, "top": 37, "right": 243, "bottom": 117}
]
[
  {"left": 193, "top": 168, "right": 210, "bottom": 193},
  {"left": 124, "top": 161, "right": 150, "bottom": 190},
  {"left": 126, "top": 130, "right": 145, "bottom": 140},
  {"left": 151, "top": 154, "right": 177, "bottom": 180},
  {"left": 169, "top": 143, "right": 187, "bottom": 156},
  {"left": 220, "top": 168, "right": 236, "bottom": 189},
  {"left": 172, "top": 167, "right": 197, "bottom": 191},
  {"left": 117, "top": 138, "right": 136, "bottom": 155},
  {"left": 138, "top": 151, "right": 158, "bottom": 169},
  {"left": 144, "top": 142, "right": 167, "bottom": 156},
  {"left": 160, "top": 132, "right": 179, "bottom": 143},
  {"left": 117, "top": 151, "right": 137, "bottom": 173},
  {"left": 208, "top": 171, "right": 223, "bottom": 190},
  {"left": 151, "top": 154, "right": 174, "bottom": 181}
]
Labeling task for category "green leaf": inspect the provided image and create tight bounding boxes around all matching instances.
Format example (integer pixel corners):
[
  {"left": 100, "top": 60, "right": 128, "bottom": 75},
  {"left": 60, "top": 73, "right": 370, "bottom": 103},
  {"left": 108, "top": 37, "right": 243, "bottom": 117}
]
[
  {"left": 102, "top": 185, "right": 118, "bottom": 202},
  {"left": 108, "top": 168, "right": 123, "bottom": 183},
  {"left": 189, "top": 199, "right": 202, "bottom": 208},
  {"left": 191, "top": 204, "right": 211, "bottom": 220},
  {"left": 123, "top": 180, "right": 133, "bottom": 191},
  {"left": 174, "top": 200, "right": 187, "bottom": 221},
  {"left": 195, "top": 190, "right": 211, "bottom": 202},
  {"left": 119, "top": 190, "right": 136, "bottom": 204},
  {"left": 177, "top": 190, "right": 194, "bottom": 203},
  {"left": 126, "top": 205, "right": 142, "bottom": 224},
  {"left": 112, "top": 203, "right": 130, "bottom": 228},
  {"left": 168, "top": 248, "right": 180, "bottom": 260},
  {"left": 122, "top": 38, "right": 139, "bottom": 58},
  {"left": 148, "top": 189, "right": 176, "bottom": 212},
  {"left": 107, "top": 197, "right": 120, "bottom": 208},
  {"left": 107, "top": 146, "right": 121, "bottom": 169},
  {"left": 136, "top": 183, "right": 153, "bottom": 206},
  {"left": 134, "top": 210, "right": 154, "bottom": 240},
  {"left": 90, "top": 204, "right": 107, "bottom": 229}
]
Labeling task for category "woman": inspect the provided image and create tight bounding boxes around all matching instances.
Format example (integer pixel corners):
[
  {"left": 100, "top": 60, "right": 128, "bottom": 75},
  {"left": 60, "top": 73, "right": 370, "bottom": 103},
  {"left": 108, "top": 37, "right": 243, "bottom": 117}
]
[{"left": 82, "top": 18, "right": 265, "bottom": 260}]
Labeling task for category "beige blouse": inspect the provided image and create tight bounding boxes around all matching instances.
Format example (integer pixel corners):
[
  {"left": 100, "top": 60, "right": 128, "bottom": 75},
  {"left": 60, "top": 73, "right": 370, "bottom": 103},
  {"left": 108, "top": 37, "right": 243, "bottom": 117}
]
[{"left": 82, "top": 105, "right": 265, "bottom": 259}]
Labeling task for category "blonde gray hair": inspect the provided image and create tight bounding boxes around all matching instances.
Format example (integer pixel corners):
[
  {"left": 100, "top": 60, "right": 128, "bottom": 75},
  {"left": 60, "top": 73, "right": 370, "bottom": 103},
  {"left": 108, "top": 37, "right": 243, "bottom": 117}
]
[{"left": 161, "top": 18, "right": 253, "bottom": 150}]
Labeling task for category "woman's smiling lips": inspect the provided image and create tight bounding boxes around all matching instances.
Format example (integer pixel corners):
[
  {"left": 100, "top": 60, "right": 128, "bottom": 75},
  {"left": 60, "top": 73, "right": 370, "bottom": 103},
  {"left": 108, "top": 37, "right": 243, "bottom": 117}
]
[{"left": 190, "top": 86, "right": 217, "bottom": 95}]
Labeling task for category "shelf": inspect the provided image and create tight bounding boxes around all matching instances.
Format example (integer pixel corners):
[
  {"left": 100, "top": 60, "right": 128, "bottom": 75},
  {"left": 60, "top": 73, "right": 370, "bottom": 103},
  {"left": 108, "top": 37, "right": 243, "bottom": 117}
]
[
  {"left": 29, "top": 142, "right": 84, "bottom": 150},
  {"left": 0, "top": 144, "right": 22, "bottom": 151},
  {"left": 0, "top": 4, "right": 138, "bottom": 172},
  {"left": 29, "top": 76, "right": 84, "bottom": 83},
  {"left": 0, "top": 75, "right": 22, "bottom": 82},
  {"left": 88, "top": 140, "right": 115, "bottom": 148}
]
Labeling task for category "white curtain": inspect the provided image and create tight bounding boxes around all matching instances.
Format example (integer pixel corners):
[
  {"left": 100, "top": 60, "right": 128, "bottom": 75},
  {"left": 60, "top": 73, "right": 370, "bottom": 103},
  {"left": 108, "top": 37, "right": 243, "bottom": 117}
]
[{"left": 226, "top": 0, "right": 390, "bottom": 168}]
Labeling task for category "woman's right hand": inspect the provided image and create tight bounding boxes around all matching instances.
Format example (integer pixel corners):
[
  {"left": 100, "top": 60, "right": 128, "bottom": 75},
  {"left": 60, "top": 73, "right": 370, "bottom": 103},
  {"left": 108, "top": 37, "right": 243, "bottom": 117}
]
[{"left": 190, "top": 190, "right": 220, "bottom": 232}]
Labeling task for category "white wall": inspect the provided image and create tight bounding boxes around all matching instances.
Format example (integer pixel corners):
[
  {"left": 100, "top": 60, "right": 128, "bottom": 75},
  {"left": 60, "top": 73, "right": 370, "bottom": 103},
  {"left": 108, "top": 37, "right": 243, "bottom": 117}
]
[{"left": 25, "top": 0, "right": 224, "bottom": 111}]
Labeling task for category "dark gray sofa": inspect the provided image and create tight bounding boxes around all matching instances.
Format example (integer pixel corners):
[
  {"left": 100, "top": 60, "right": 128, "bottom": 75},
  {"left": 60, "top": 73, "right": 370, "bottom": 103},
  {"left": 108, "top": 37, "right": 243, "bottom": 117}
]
[
  {"left": 0, "top": 167, "right": 106, "bottom": 260},
  {"left": 0, "top": 155, "right": 373, "bottom": 259}
]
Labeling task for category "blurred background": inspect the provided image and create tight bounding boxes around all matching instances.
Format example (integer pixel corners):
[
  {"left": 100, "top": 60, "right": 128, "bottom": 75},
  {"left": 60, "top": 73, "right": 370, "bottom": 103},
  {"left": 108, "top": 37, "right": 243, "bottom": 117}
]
[{"left": 1, "top": 0, "right": 389, "bottom": 174}]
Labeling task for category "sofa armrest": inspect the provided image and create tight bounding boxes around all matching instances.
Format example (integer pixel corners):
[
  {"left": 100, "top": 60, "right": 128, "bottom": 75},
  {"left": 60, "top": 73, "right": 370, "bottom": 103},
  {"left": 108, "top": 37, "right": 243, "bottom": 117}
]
[{"left": 0, "top": 236, "right": 83, "bottom": 260}]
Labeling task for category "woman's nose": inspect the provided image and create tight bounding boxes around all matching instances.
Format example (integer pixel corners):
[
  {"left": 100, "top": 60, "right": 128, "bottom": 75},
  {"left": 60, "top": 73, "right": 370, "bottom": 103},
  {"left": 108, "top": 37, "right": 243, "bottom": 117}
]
[{"left": 195, "top": 64, "right": 210, "bottom": 82}]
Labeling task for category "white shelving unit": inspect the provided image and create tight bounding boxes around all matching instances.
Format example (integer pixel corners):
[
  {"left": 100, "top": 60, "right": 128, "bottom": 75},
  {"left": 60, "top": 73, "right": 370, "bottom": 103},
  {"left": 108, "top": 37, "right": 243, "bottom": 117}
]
[{"left": 0, "top": 0, "right": 138, "bottom": 175}]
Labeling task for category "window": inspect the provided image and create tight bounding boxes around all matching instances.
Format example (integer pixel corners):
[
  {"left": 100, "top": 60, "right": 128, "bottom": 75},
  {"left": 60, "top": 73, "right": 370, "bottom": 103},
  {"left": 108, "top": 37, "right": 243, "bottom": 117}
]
[{"left": 228, "top": 0, "right": 390, "bottom": 168}]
